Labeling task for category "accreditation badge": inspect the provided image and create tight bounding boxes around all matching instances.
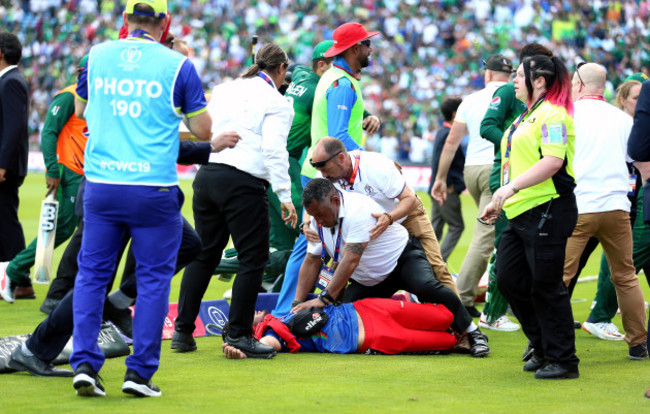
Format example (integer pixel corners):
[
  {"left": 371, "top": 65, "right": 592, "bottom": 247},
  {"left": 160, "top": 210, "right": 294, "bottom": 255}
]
[
  {"left": 502, "top": 160, "right": 511, "bottom": 185},
  {"left": 629, "top": 173, "right": 638, "bottom": 197},
  {"left": 317, "top": 264, "right": 334, "bottom": 291}
]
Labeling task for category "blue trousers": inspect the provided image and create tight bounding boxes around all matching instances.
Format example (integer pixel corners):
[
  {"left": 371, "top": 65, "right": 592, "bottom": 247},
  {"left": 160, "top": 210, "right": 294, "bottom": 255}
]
[
  {"left": 71, "top": 182, "right": 183, "bottom": 379},
  {"left": 272, "top": 175, "right": 312, "bottom": 317}
]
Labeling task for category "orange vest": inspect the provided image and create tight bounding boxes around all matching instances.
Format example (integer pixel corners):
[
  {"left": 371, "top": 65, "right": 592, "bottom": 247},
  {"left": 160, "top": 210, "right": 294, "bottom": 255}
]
[{"left": 55, "top": 84, "right": 87, "bottom": 175}]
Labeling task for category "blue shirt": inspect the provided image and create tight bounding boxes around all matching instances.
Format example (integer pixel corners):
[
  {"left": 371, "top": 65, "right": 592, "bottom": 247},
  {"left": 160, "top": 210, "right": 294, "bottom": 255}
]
[
  {"left": 266, "top": 304, "right": 359, "bottom": 354},
  {"left": 326, "top": 56, "right": 361, "bottom": 151}
]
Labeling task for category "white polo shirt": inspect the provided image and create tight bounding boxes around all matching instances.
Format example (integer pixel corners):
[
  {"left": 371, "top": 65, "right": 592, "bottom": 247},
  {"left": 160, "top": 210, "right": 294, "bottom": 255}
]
[
  {"left": 455, "top": 81, "right": 506, "bottom": 166},
  {"left": 206, "top": 76, "right": 295, "bottom": 202},
  {"left": 306, "top": 191, "right": 409, "bottom": 287},
  {"left": 573, "top": 98, "right": 632, "bottom": 213},
  {"left": 324, "top": 151, "right": 407, "bottom": 223}
]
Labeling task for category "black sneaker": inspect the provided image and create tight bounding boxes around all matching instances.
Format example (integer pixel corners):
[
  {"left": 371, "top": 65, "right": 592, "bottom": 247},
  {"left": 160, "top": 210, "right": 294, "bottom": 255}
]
[
  {"left": 522, "top": 341, "right": 535, "bottom": 362},
  {"left": 103, "top": 300, "right": 133, "bottom": 338},
  {"left": 534, "top": 363, "right": 579, "bottom": 380},
  {"left": 73, "top": 363, "right": 105, "bottom": 397},
  {"left": 171, "top": 331, "right": 197, "bottom": 352},
  {"left": 122, "top": 369, "right": 161, "bottom": 397},
  {"left": 464, "top": 306, "right": 481, "bottom": 318},
  {"left": 467, "top": 328, "right": 490, "bottom": 358},
  {"left": 224, "top": 334, "right": 276, "bottom": 359},
  {"left": 523, "top": 354, "right": 547, "bottom": 372},
  {"left": 629, "top": 343, "right": 648, "bottom": 360}
]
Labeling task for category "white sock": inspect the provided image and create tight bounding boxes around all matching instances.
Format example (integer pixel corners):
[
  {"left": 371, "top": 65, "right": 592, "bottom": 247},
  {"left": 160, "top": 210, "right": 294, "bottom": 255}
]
[{"left": 466, "top": 322, "right": 478, "bottom": 333}]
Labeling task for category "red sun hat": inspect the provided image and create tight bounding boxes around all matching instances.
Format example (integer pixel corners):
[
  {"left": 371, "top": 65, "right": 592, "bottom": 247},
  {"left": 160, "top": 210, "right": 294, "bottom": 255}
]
[{"left": 324, "top": 22, "right": 380, "bottom": 58}]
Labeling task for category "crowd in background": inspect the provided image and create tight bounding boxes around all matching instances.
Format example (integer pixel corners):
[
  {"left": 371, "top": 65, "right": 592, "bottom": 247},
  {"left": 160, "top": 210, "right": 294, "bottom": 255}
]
[{"left": 2, "top": 0, "right": 650, "bottom": 162}]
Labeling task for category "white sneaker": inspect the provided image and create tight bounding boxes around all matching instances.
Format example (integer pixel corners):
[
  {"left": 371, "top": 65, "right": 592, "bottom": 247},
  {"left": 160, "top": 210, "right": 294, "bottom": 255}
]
[
  {"left": 0, "top": 261, "right": 14, "bottom": 304},
  {"left": 479, "top": 313, "right": 520, "bottom": 332},
  {"left": 582, "top": 321, "right": 624, "bottom": 341}
]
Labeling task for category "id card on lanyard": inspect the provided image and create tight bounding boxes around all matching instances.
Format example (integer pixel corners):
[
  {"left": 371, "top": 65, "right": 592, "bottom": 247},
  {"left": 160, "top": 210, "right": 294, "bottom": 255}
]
[
  {"left": 502, "top": 95, "right": 546, "bottom": 185},
  {"left": 316, "top": 218, "right": 344, "bottom": 291}
]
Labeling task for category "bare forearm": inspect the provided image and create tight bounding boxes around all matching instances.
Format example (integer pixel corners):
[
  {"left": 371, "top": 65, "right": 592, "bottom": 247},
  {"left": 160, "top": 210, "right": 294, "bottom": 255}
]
[{"left": 436, "top": 122, "right": 465, "bottom": 180}]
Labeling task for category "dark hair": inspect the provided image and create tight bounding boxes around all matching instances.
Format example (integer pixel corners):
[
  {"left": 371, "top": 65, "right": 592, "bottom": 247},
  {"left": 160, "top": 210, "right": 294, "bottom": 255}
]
[
  {"left": 126, "top": 3, "right": 165, "bottom": 27},
  {"left": 311, "top": 57, "right": 333, "bottom": 72},
  {"left": 440, "top": 97, "right": 462, "bottom": 122},
  {"left": 321, "top": 137, "right": 346, "bottom": 156},
  {"left": 302, "top": 178, "right": 337, "bottom": 207},
  {"left": 0, "top": 32, "right": 22, "bottom": 65},
  {"left": 242, "top": 43, "right": 289, "bottom": 78},
  {"left": 519, "top": 43, "right": 553, "bottom": 61},
  {"left": 523, "top": 55, "right": 573, "bottom": 115}
]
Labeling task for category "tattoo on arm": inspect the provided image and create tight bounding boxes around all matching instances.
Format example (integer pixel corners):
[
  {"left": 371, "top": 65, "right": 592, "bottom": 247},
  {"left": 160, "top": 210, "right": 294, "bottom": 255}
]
[{"left": 344, "top": 243, "right": 365, "bottom": 256}]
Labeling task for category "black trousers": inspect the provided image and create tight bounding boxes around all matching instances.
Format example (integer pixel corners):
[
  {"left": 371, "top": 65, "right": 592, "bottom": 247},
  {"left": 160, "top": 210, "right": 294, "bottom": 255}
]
[
  {"left": 343, "top": 237, "right": 472, "bottom": 333},
  {"left": 497, "top": 195, "right": 579, "bottom": 368},
  {"left": 175, "top": 164, "right": 270, "bottom": 338},
  {"left": 0, "top": 172, "right": 25, "bottom": 261},
  {"left": 26, "top": 219, "right": 201, "bottom": 362}
]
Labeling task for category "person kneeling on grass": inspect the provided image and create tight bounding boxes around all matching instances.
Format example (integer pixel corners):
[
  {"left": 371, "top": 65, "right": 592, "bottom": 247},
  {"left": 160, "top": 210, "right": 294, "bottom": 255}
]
[
  {"left": 223, "top": 298, "right": 462, "bottom": 357},
  {"left": 288, "top": 179, "right": 490, "bottom": 357}
]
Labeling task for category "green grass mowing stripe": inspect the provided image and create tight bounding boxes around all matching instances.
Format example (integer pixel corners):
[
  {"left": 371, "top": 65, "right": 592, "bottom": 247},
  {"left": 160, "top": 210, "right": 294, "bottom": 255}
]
[{"left": 1, "top": 173, "right": 648, "bottom": 413}]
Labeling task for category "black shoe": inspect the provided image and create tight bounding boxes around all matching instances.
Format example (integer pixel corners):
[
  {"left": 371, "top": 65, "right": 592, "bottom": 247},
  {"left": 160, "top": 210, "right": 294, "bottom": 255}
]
[
  {"left": 8, "top": 346, "right": 73, "bottom": 377},
  {"left": 522, "top": 341, "right": 535, "bottom": 362},
  {"left": 73, "top": 363, "right": 105, "bottom": 397},
  {"left": 39, "top": 297, "right": 61, "bottom": 315},
  {"left": 104, "top": 300, "right": 133, "bottom": 338},
  {"left": 171, "top": 331, "right": 197, "bottom": 352},
  {"left": 464, "top": 306, "right": 481, "bottom": 318},
  {"left": 224, "top": 334, "right": 276, "bottom": 359},
  {"left": 629, "top": 343, "right": 648, "bottom": 360},
  {"left": 122, "top": 369, "right": 161, "bottom": 397},
  {"left": 523, "top": 354, "right": 547, "bottom": 372},
  {"left": 534, "top": 363, "right": 579, "bottom": 380},
  {"left": 467, "top": 328, "right": 490, "bottom": 358},
  {"left": 573, "top": 320, "right": 582, "bottom": 329}
]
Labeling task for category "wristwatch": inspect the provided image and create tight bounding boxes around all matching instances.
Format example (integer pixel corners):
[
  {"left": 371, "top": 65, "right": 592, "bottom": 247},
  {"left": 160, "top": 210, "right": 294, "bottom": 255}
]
[{"left": 319, "top": 290, "right": 341, "bottom": 306}]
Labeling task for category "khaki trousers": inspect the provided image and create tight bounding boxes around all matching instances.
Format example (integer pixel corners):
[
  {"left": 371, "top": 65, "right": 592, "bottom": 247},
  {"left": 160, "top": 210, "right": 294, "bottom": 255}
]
[
  {"left": 457, "top": 164, "right": 495, "bottom": 306},
  {"left": 402, "top": 195, "right": 459, "bottom": 297},
  {"left": 564, "top": 210, "right": 647, "bottom": 346}
]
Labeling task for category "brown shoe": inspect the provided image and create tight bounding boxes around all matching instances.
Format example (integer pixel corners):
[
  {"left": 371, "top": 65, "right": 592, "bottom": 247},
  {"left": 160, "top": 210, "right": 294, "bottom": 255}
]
[{"left": 15, "top": 286, "right": 36, "bottom": 299}]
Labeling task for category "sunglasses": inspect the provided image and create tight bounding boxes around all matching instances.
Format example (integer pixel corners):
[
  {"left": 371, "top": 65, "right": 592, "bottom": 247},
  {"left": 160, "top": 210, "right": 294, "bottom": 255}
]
[
  {"left": 358, "top": 39, "right": 371, "bottom": 47},
  {"left": 309, "top": 151, "right": 342, "bottom": 168},
  {"left": 575, "top": 62, "right": 586, "bottom": 87}
]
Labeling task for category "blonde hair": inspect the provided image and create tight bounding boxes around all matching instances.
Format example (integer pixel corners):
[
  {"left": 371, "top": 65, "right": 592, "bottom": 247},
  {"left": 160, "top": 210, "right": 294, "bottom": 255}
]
[
  {"left": 241, "top": 43, "right": 289, "bottom": 78},
  {"left": 616, "top": 80, "right": 642, "bottom": 110}
]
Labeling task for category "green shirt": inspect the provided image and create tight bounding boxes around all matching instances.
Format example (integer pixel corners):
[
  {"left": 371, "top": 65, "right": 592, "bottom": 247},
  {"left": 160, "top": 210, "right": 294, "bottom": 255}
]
[
  {"left": 284, "top": 65, "right": 320, "bottom": 160},
  {"left": 480, "top": 82, "right": 526, "bottom": 193},
  {"left": 41, "top": 90, "right": 76, "bottom": 179},
  {"left": 501, "top": 100, "right": 576, "bottom": 219}
]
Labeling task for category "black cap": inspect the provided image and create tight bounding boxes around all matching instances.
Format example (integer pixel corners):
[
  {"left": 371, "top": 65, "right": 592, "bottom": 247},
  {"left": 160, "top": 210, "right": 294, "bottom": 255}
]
[
  {"left": 287, "top": 307, "right": 329, "bottom": 337},
  {"left": 483, "top": 54, "right": 514, "bottom": 73}
]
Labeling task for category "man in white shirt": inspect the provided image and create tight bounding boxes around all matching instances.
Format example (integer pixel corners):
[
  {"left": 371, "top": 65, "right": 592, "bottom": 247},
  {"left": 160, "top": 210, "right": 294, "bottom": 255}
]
[
  {"left": 291, "top": 178, "right": 490, "bottom": 357},
  {"left": 431, "top": 54, "right": 513, "bottom": 316},
  {"left": 308, "top": 137, "right": 458, "bottom": 295},
  {"left": 563, "top": 62, "right": 647, "bottom": 360}
]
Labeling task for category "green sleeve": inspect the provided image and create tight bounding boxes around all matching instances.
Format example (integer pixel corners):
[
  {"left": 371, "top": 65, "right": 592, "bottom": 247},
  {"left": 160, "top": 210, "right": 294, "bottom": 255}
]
[
  {"left": 363, "top": 108, "right": 371, "bottom": 119},
  {"left": 480, "top": 84, "right": 516, "bottom": 145},
  {"left": 41, "top": 91, "right": 75, "bottom": 178}
]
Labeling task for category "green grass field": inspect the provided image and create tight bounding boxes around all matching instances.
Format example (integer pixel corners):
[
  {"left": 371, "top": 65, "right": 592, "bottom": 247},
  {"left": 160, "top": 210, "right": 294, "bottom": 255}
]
[{"left": 1, "top": 173, "right": 649, "bottom": 413}]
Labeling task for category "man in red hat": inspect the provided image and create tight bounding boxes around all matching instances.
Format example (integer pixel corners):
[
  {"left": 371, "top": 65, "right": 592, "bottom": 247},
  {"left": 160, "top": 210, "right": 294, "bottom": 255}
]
[{"left": 301, "top": 22, "right": 382, "bottom": 180}]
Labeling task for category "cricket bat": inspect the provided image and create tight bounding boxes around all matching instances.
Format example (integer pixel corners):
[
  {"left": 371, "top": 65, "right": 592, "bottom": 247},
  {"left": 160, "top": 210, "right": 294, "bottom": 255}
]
[{"left": 33, "top": 193, "right": 59, "bottom": 285}]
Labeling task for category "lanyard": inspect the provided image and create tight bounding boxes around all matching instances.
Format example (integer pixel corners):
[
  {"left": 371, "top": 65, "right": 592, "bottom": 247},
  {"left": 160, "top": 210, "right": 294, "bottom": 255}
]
[
  {"left": 442, "top": 121, "right": 452, "bottom": 128},
  {"left": 317, "top": 218, "right": 344, "bottom": 262},
  {"left": 504, "top": 94, "right": 546, "bottom": 159},
  {"left": 342, "top": 150, "right": 361, "bottom": 190},
  {"left": 257, "top": 72, "right": 275, "bottom": 88},
  {"left": 577, "top": 94, "right": 607, "bottom": 102},
  {"left": 127, "top": 29, "right": 156, "bottom": 42}
]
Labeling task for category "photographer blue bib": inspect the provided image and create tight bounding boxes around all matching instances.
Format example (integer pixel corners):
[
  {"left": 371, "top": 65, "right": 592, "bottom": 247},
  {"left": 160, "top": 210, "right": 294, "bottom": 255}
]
[{"left": 83, "top": 37, "right": 185, "bottom": 186}]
